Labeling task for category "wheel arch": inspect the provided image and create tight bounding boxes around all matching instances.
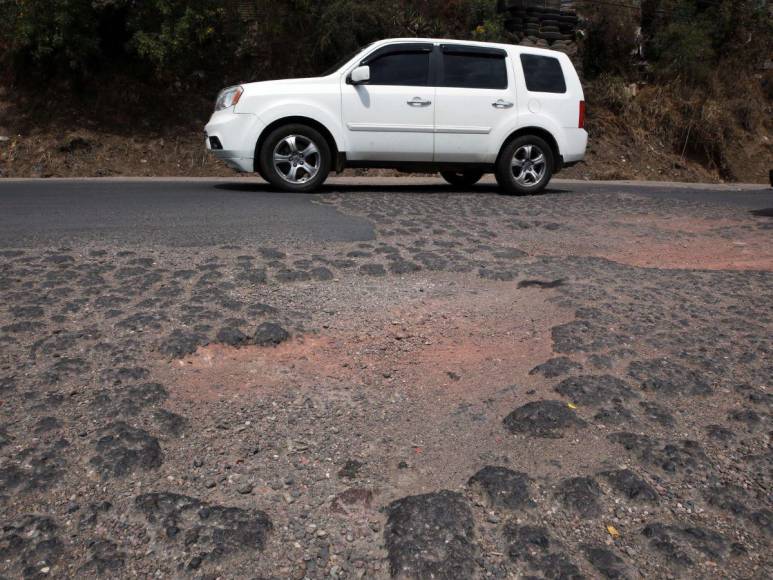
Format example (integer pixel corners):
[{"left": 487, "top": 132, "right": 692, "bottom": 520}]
[
  {"left": 255, "top": 116, "right": 341, "bottom": 173},
  {"left": 496, "top": 127, "right": 562, "bottom": 172}
]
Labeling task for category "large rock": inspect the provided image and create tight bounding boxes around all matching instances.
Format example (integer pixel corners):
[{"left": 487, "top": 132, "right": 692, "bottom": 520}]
[
  {"left": 628, "top": 359, "right": 712, "bottom": 396},
  {"left": 0, "top": 439, "right": 69, "bottom": 492},
  {"left": 78, "top": 540, "right": 125, "bottom": 575},
  {"left": 641, "top": 523, "right": 727, "bottom": 566},
  {"left": 0, "top": 515, "right": 65, "bottom": 577},
  {"left": 90, "top": 422, "right": 162, "bottom": 479},
  {"left": 554, "top": 375, "right": 637, "bottom": 405},
  {"left": 385, "top": 490, "right": 477, "bottom": 579},
  {"left": 119, "top": 382, "right": 169, "bottom": 415},
  {"left": 505, "top": 524, "right": 552, "bottom": 562},
  {"left": 503, "top": 400, "right": 586, "bottom": 438},
  {"left": 216, "top": 327, "right": 249, "bottom": 347},
  {"left": 608, "top": 432, "right": 706, "bottom": 474},
  {"left": 253, "top": 322, "right": 289, "bottom": 346},
  {"left": 529, "top": 356, "right": 582, "bottom": 378},
  {"left": 135, "top": 492, "right": 272, "bottom": 567},
  {"left": 556, "top": 476, "right": 603, "bottom": 519},
  {"left": 159, "top": 330, "right": 208, "bottom": 358},
  {"left": 468, "top": 466, "right": 534, "bottom": 511},
  {"left": 504, "top": 524, "right": 583, "bottom": 578},
  {"left": 599, "top": 469, "right": 658, "bottom": 503},
  {"left": 583, "top": 545, "right": 630, "bottom": 579}
]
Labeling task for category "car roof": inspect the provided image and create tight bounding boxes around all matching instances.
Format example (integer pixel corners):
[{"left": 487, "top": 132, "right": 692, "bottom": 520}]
[{"left": 371, "top": 37, "right": 566, "bottom": 58}]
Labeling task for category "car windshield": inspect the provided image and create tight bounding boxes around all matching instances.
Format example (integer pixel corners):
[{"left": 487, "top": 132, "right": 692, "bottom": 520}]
[{"left": 319, "top": 43, "right": 375, "bottom": 76}]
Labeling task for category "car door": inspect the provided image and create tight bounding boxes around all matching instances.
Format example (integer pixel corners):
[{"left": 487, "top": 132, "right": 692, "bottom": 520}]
[
  {"left": 433, "top": 44, "right": 515, "bottom": 163},
  {"left": 341, "top": 43, "right": 435, "bottom": 162}
]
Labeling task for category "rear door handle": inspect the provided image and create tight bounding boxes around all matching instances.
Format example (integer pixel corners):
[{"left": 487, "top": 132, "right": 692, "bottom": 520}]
[
  {"left": 492, "top": 99, "right": 514, "bottom": 109},
  {"left": 407, "top": 97, "right": 432, "bottom": 107}
]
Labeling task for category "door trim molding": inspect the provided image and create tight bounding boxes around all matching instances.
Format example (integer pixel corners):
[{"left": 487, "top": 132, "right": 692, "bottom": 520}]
[
  {"left": 435, "top": 125, "right": 492, "bottom": 135},
  {"left": 347, "top": 123, "right": 491, "bottom": 135},
  {"left": 346, "top": 123, "right": 434, "bottom": 133}
]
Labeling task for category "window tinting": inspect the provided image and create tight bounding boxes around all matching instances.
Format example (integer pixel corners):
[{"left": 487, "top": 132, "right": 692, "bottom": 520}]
[
  {"left": 441, "top": 53, "right": 508, "bottom": 90},
  {"left": 368, "top": 52, "right": 430, "bottom": 86},
  {"left": 520, "top": 54, "right": 566, "bottom": 93}
]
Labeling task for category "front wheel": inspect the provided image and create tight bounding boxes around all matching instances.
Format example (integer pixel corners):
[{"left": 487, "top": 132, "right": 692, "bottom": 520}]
[
  {"left": 440, "top": 170, "right": 484, "bottom": 188},
  {"left": 259, "top": 124, "right": 331, "bottom": 192},
  {"left": 495, "top": 135, "right": 554, "bottom": 195}
]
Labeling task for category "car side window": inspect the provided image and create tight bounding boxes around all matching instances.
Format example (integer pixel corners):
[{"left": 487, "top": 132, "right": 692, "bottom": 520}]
[
  {"left": 367, "top": 51, "right": 430, "bottom": 87},
  {"left": 520, "top": 54, "right": 567, "bottom": 94},
  {"left": 441, "top": 53, "right": 508, "bottom": 90}
]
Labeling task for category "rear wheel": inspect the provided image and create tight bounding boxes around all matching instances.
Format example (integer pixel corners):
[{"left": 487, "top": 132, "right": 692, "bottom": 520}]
[
  {"left": 259, "top": 124, "right": 331, "bottom": 192},
  {"left": 440, "top": 170, "right": 484, "bottom": 188},
  {"left": 495, "top": 135, "right": 554, "bottom": 195}
]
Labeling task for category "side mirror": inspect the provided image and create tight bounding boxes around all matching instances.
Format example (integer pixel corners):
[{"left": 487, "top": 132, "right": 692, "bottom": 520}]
[{"left": 348, "top": 65, "right": 370, "bottom": 85}]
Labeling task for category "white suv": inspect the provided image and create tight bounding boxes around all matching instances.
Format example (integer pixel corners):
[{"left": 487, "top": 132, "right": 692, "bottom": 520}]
[{"left": 205, "top": 38, "right": 587, "bottom": 195}]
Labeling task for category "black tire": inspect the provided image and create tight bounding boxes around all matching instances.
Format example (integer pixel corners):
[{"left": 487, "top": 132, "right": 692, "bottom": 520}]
[
  {"left": 495, "top": 135, "right": 554, "bottom": 195},
  {"left": 254, "top": 161, "right": 270, "bottom": 183},
  {"left": 258, "top": 124, "right": 331, "bottom": 193},
  {"left": 440, "top": 170, "right": 485, "bottom": 188}
]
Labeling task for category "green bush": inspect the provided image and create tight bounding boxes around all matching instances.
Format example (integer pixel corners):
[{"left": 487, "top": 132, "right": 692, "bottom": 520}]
[
  {"left": 649, "top": 0, "right": 772, "bottom": 84},
  {"left": 582, "top": 6, "right": 640, "bottom": 79},
  {"left": 127, "top": 0, "right": 229, "bottom": 81},
  {"left": 232, "top": 0, "right": 503, "bottom": 79},
  {"left": 0, "top": 0, "right": 231, "bottom": 83},
  {"left": 650, "top": 18, "right": 715, "bottom": 83},
  {"left": 3, "top": 0, "right": 100, "bottom": 76},
  {"left": 649, "top": 1, "right": 716, "bottom": 83},
  {"left": 314, "top": 0, "right": 400, "bottom": 68},
  {"left": 0, "top": 0, "right": 505, "bottom": 85}
]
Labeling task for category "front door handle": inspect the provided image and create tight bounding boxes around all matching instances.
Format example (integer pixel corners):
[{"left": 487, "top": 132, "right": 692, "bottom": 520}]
[
  {"left": 492, "top": 99, "right": 514, "bottom": 109},
  {"left": 407, "top": 97, "right": 432, "bottom": 107}
]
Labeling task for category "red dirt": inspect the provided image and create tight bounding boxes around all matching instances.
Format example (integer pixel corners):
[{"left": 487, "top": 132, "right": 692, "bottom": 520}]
[
  {"left": 597, "top": 219, "right": 773, "bottom": 271},
  {"left": 158, "top": 281, "right": 568, "bottom": 409}
]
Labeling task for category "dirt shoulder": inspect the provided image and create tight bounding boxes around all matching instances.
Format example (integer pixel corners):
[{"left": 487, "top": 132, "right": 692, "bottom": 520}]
[
  {"left": 0, "top": 125, "right": 752, "bottom": 182},
  {"left": 1, "top": 101, "right": 769, "bottom": 184}
]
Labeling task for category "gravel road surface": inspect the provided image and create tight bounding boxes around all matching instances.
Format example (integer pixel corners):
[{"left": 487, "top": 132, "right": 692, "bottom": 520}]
[{"left": 0, "top": 177, "right": 770, "bottom": 579}]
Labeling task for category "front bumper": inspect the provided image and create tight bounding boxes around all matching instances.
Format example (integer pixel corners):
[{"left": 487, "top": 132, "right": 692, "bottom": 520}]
[{"left": 204, "top": 109, "right": 265, "bottom": 173}]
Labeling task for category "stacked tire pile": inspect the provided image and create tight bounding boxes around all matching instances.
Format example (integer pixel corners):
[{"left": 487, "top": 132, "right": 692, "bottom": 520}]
[{"left": 501, "top": 0, "right": 580, "bottom": 62}]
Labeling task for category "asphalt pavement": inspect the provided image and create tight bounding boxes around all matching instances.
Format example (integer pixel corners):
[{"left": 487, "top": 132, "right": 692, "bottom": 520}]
[
  {"left": 0, "top": 173, "right": 770, "bottom": 579},
  {"left": 0, "top": 177, "right": 770, "bottom": 247}
]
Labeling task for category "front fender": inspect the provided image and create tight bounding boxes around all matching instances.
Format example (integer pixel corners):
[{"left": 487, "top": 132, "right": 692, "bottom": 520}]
[{"left": 256, "top": 103, "right": 347, "bottom": 153}]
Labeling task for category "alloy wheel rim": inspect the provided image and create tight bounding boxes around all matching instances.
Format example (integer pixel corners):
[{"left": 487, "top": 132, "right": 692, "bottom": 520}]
[
  {"left": 511, "top": 144, "right": 547, "bottom": 187},
  {"left": 273, "top": 135, "right": 320, "bottom": 184}
]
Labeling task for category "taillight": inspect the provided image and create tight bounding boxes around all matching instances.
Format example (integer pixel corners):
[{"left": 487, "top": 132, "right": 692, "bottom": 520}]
[{"left": 579, "top": 100, "right": 586, "bottom": 129}]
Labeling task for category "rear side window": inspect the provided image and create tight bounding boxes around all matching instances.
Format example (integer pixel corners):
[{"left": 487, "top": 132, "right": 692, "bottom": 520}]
[
  {"left": 520, "top": 55, "right": 566, "bottom": 94},
  {"left": 368, "top": 52, "right": 430, "bottom": 86},
  {"left": 441, "top": 53, "right": 508, "bottom": 90}
]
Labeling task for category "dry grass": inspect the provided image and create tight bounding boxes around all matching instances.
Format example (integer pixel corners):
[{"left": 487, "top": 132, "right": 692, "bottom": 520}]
[{"left": 586, "top": 71, "right": 773, "bottom": 182}]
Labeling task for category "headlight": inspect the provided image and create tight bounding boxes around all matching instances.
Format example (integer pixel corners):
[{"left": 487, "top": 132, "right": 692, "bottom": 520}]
[{"left": 215, "top": 86, "right": 244, "bottom": 111}]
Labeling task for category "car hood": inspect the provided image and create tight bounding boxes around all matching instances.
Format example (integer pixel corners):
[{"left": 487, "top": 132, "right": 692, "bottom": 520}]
[{"left": 241, "top": 76, "right": 330, "bottom": 95}]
